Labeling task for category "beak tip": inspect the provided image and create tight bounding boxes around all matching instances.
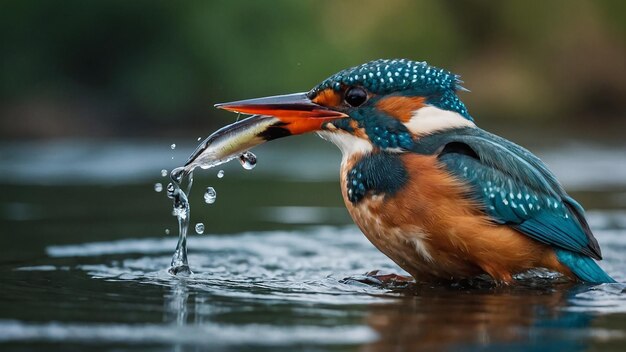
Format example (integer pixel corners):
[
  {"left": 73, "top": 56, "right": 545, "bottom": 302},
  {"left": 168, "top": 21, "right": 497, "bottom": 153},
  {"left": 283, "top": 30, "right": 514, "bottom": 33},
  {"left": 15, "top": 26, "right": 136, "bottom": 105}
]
[
  {"left": 214, "top": 102, "right": 234, "bottom": 111},
  {"left": 212, "top": 92, "right": 347, "bottom": 119}
]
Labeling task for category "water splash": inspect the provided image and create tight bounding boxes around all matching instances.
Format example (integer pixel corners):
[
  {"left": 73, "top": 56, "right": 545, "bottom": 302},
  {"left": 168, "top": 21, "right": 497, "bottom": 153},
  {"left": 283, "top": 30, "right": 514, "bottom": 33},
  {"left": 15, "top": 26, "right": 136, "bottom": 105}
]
[
  {"left": 164, "top": 122, "right": 263, "bottom": 276},
  {"left": 240, "top": 151, "right": 257, "bottom": 170},
  {"left": 170, "top": 167, "right": 185, "bottom": 185},
  {"left": 168, "top": 166, "right": 193, "bottom": 277},
  {"left": 204, "top": 187, "right": 217, "bottom": 204}
]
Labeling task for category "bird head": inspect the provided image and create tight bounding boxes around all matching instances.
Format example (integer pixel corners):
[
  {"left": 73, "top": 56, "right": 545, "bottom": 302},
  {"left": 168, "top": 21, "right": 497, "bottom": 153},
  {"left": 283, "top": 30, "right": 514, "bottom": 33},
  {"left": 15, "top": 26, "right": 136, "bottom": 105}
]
[{"left": 187, "top": 59, "right": 475, "bottom": 169}]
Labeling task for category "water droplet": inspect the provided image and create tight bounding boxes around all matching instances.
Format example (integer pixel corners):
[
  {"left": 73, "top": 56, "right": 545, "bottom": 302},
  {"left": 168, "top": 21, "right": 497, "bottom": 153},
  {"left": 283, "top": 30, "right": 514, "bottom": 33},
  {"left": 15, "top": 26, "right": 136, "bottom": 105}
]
[
  {"left": 165, "top": 228, "right": 170, "bottom": 235},
  {"left": 166, "top": 183, "right": 175, "bottom": 198},
  {"left": 154, "top": 183, "right": 163, "bottom": 192},
  {"left": 239, "top": 151, "right": 257, "bottom": 170},
  {"left": 217, "top": 170, "right": 224, "bottom": 178},
  {"left": 170, "top": 143, "right": 176, "bottom": 150},
  {"left": 204, "top": 187, "right": 217, "bottom": 204},
  {"left": 197, "top": 136, "right": 202, "bottom": 141},
  {"left": 195, "top": 223, "right": 205, "bottom": 234},
  {"left": 161, "top": 169, "right": 168, "bottom": 177}
]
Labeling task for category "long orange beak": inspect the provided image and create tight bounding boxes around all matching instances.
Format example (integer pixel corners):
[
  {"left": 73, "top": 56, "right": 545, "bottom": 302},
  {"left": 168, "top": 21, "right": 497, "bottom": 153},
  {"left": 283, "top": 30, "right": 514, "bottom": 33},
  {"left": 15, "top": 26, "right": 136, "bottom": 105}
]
[
  {"left": 215, "top": 92, "right": 347, "bottom": 135},
  {"left": 184, "top": 93, "right": 347, "bottom": 171}
]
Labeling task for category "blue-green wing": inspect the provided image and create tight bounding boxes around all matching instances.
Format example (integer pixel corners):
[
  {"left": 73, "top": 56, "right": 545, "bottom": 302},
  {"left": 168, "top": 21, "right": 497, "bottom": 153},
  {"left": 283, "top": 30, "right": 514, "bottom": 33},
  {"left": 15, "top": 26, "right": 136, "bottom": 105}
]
[{"left": 415, "top": 128, "right": 602, "bottom": 259}]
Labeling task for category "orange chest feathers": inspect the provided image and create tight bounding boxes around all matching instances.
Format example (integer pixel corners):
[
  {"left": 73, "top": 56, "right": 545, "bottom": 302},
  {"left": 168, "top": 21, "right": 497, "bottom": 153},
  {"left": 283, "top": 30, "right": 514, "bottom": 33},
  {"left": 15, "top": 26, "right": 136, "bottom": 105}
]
[{"left": 340, "top": 153, "right": 562, "bottom": 282}]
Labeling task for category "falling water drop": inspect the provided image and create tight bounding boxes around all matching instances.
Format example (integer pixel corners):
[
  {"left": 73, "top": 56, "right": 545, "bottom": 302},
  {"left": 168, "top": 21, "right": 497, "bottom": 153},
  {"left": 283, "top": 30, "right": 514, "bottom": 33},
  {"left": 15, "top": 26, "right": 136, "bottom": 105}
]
[
  {"left": 171, "top": 143, "right": 176, "bottom": 150},
  {"left": 204, "top": 187, "right": 217, "bottom": 204},
  {"left": 154, "top": 183, "right": 163, "bottom": 192},
  {"left": 217, "top": 170, "right": 224, "bottom": 178},
  {"left": 165, "top": 228, "right": 170, "bottom": 235},
  {"left": 197, "top": 136, "right": 202, "bottom": 141},
  {"left": 161, "top": 169, "right": 168, "bottom": 177},
  {"left": 239, "top": 151, "right": 257, "bottom": 170},
  {"left": 195, "top": 223, "right": 205, "bottom": 234}
]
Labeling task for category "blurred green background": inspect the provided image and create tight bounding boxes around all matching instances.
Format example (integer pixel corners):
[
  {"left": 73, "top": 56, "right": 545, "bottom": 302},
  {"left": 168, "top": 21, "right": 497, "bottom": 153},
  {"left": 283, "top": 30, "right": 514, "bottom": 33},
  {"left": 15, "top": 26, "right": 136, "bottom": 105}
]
[{"left": 1, "top": 0, "right": 625, "bottom": 140}]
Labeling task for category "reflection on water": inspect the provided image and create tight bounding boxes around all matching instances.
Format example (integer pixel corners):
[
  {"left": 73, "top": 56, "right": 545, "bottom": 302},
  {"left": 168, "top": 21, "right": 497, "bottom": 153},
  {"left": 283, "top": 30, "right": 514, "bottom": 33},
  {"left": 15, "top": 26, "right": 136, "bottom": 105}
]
[
  {"left": 364, "top": 286, "right": 588, "bottom": 351},
  {"left": 165, "top": 283, "right": 189, "bottom": 327},
  {"left": 165, "top": 283, "right": 189, "bottom": 352}
]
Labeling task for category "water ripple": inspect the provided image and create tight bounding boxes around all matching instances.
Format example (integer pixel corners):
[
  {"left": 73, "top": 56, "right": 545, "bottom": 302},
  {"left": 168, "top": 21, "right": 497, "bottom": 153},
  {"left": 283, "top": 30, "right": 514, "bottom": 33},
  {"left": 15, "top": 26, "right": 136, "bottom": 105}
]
[
  {"left": 0, "top": 320, "right": 377, "bottom": 345},
  {"left": 46, "top": 227, "right": 406, "bottom": 304},
  {"left": 6, "top": 226, "right": 625, "bottom": 350}
]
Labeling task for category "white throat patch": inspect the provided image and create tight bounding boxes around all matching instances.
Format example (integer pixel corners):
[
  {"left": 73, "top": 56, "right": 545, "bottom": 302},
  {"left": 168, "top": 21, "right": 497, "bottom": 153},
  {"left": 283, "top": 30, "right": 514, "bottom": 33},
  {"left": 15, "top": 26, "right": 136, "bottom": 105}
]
[
  {"left": 317, "top": 131, "right": 373, "bottom": 162},
  {"left": 404, "top": 106, "right": 475, "bottom": 136}
]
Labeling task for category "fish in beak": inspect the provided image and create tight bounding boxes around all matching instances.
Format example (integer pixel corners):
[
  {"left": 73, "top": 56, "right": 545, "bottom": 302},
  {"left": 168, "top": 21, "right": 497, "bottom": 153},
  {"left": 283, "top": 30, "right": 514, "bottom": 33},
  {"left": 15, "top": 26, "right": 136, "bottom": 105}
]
[{"left": 184, "top": 92, "right": 347, "bottom": 171}]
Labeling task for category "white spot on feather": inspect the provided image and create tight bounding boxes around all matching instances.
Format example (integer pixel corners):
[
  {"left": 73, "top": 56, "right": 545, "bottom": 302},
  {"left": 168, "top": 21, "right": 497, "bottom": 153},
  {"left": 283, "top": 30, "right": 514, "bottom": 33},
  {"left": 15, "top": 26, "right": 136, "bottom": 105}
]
[{"left": 404, "top": 106, "right": 475, "bottom": 136}]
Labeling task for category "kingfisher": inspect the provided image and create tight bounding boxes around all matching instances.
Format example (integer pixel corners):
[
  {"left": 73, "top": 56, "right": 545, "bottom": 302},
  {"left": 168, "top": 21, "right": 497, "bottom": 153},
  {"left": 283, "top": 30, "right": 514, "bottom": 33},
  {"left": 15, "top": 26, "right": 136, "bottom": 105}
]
[{"left": 200, "top": 59, "right": 615, "bottom": 284}]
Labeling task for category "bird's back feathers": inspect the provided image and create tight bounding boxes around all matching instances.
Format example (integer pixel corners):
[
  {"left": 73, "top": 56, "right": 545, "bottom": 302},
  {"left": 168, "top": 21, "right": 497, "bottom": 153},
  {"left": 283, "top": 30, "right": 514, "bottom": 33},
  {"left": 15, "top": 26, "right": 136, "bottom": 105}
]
[{"left": 413, "top": 128, "right": 603, "bottom": 260}]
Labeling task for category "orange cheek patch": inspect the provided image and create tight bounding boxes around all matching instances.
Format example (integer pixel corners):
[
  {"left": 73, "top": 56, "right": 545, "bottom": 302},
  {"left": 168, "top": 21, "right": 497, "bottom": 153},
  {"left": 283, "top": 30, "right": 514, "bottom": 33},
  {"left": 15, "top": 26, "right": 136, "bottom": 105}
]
[
  {"left": 376, "top": 96, "right": 426, "bottom": 122},
  {"left": 312, "top": 88, "right": 342, "bottom": 108}
]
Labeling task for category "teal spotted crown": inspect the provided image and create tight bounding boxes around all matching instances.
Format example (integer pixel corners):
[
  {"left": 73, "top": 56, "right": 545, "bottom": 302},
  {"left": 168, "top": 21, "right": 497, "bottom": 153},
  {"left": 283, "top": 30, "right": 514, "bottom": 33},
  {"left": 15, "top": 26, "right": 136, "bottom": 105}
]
[{"left": 310, "top": 58, "right": 472, "bottom": 120}]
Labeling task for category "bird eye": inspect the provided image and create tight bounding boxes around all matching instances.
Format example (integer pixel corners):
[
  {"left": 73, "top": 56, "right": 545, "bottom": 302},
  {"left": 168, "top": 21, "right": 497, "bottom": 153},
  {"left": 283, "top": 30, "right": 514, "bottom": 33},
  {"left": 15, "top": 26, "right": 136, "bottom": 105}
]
[{"left": 344, "top": 87, "right": 367, "bottom": 107}]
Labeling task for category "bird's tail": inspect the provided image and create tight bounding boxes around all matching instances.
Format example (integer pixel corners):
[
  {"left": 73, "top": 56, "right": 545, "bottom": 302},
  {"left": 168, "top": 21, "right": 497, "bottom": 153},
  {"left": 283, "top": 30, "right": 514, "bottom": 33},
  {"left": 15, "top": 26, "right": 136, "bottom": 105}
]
[{"left": 555, "top": 249, "right": 616, "bottom": 284}]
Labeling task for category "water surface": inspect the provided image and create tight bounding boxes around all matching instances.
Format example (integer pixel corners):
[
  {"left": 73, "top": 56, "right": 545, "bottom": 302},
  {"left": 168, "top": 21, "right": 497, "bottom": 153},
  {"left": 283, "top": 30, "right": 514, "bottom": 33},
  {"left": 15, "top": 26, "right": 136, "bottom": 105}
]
[{"left": 1, "top": 137, "right": 625, "bottom": 351}]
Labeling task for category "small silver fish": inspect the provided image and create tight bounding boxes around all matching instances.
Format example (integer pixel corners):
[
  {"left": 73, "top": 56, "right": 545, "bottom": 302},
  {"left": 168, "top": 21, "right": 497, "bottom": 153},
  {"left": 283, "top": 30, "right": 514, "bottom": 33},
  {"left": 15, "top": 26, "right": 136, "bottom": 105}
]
[
  {"left": 184, "top": 92, "right": 346, "bottom": 173},
  {"left": 184, "top": 114, "right": 279, "bottom": 173}
]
